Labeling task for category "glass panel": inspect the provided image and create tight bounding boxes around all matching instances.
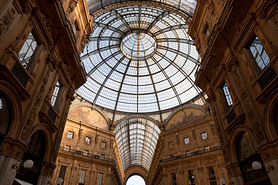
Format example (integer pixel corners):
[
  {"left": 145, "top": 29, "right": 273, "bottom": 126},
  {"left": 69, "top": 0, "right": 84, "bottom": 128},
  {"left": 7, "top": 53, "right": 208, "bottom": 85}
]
[
  {"left": 18, "top": 32, "right": 38, "bottom": 68},
  {"left": 97, "top": 173, "right": 103, "bottom": 185},
  {"left": 51, "top": 81, "right": 60, "bottom": 106},
  {"left": 76, "top": 5, "right": 201, "bottom": 114},
  {"left": 250, "top": 37, "right": 270, "bottom": 71},
  {"left": 115, "top": 118, "right": 160, "bottom": 171},
  {"left": 222, "top": 83, "right": 233, "bottom": 107},
  {"left": 79, "top": 170, "right": 86, "bottom": 183},
  {"left": 67, "top": 131, "right": 74, "bottom": 139}
]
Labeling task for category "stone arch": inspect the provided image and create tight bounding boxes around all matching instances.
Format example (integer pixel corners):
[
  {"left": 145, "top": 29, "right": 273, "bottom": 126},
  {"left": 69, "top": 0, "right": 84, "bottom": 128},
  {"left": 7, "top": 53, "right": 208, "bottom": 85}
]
[
  {"left": 29, "top": 123, "right": 54, "bottom": 162},
  {"left": 228, "top": 125, "right": 258, "bottom": 163},
  {"left": 0, "top": 80, "right": 23, "bottom": 139},
  {"left": 263, "top": 88, "right": 278, "bottom": 140},
  {"left": 163, "top": 104, "right": 207, "bottom": 130},
  {"left": 114, "top": 114, "right": 160, "bottom": 129},
  {"left": 68, "top": 105, "right": 111, "bottom": 130},
  {"left": 124, "top": 166, "right": 148, "bottom": 185}
]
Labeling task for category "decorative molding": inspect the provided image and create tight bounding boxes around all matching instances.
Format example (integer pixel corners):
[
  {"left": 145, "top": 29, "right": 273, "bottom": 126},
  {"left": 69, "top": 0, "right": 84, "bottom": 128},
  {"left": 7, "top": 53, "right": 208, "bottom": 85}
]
[
  {"left": 231, "top": 67, "right": 265, "bottom": 143},
  {"left": 0, "top": 6, "right": 17, "bottom": 39},
  {"left": 20, "top": 68, "right": 50, "bottom": 141}
]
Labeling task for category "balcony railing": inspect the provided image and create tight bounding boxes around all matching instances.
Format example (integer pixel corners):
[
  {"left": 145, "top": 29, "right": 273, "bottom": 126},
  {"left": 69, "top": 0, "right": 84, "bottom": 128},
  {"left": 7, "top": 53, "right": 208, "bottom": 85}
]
[
  {"left": 258, "top": 65, "right": 277, "bottom": 90},
  {"left": 159, "top": 146, "right": 222, "bottom": 163},
  {"left": 60, "top": 146, "right": 114, "bottom": 162},
  {"left": 226, "top": 108, "right": 236, "bottom": 124}
]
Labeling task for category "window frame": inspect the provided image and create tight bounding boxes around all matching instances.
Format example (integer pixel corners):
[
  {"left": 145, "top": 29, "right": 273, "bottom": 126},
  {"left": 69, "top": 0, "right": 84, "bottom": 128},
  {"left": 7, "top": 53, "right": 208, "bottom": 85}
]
[
  {"left": 18, "top": 31, "right": 41, "bottom": 72},
  {"left": 67, "top": 131, "right": 74, "bottom": 139},
  {"left": 208, "top": 166, "right": 217, "bottom": 185},
  {"left": 79, "top": 169, "right": 86, "bottom": 185},
  {"left": 101, "top": 141, "right": 106, "bottom": 149},
  {"left": 248, "top": 36, "right": 270, "bottom": 72},
  {"left": 97, "top": 173, "right": 103, "bottom": 185},
  {"left": 85, "top": 136, "right": 91, "bottom": 144},
  {"left": 168, "top": 141, "right": 174, "bottom": 150},
  {"left": 201, "top": 132, "right": 208, "bottom": 140},
  {"left": 184, "top": 137, "right": 190, "bottom": 144},
  {"left": 222, "top": 83, "right": 233, "bottom": 108}
]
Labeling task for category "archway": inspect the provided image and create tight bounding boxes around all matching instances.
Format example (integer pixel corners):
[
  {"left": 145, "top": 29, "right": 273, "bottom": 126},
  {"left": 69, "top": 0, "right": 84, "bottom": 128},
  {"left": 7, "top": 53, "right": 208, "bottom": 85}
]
[
  {"left": 126, "top": 175, "right": 146, "bottom": 185},
  {"left": 15, "top": 130, "right": 46, "bottom": 184},
  {"left": 0, "top": 92, "right": 11, "bottom": 147},
  {"left": 236, "top": 132, "right": 271, "bottom": 184}
]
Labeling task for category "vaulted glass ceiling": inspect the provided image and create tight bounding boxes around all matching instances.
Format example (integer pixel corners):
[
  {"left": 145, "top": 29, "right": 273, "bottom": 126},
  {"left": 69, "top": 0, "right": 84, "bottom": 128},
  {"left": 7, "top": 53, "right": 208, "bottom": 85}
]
[
  {"left": 77, "top": 4, "right": 202, "bottom": 114},
  {"left": 115, "top": 118, "right": 161, "bottom": 171}
]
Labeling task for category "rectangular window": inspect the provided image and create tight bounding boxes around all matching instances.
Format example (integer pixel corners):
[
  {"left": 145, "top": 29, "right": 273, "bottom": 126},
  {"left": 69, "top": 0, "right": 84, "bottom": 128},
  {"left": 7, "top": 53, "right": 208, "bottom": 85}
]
[
  {"left": 222, "top": 83, "right": 233, "bottom": 107},
  {"left": 58, "top": 166, "right": 67, "bottom": 179},
  {"left": 249, "top": 36, "right": 270, "bottom": 71},
  {"left": 51, "top": 81, "right": 61, "bottom": 106},
  {"left": 201, "top": 132, "right": 208, "bottom": 140},
  {"left": 84, "top": 150, "right": 89, "bottom": 156},
  {"left": 79, "top": 169, "right": 86, "bottom": 184},
  {"left": 18, "top": 32, "right": 38, "bottom": 69},
  {"left": 97, "top": 173, "right": 103, "bottom": 185},
  {"left": 184, "top": 137, "right": 190, "bottom": 144},
  {"left": 85, "top": 136, "right": 91, "bottom": 144},
  {"left": 188, "top": 170, "right": 195, "bottom": 185},
  {"left": 204, "top": 24, "right": 210, "bottom": 38},
  {"left": 168, "top": 142, "right": 174, "bottom": 150},
  {"left": 186, "top": 150, "right": 191, "bottom": 156},
  {"left": 101, "top": 141, "right": 106, "bottom": 149},
  {"left": 171, "top": 173, "right": 177, "bottom": 185},
  {"left": 67, "top": 131, "right": 74, "bottom": 139},
  {"left": 208, "top": 166, "right": 217, "bottom": 185},
  {"left": 65, "top": 145, "right": 71, "bottom": 152}
]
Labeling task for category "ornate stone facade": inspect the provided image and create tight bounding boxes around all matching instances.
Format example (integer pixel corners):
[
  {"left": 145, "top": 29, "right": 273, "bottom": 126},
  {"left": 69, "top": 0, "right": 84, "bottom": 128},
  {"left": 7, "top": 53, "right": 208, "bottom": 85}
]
[
  {"left": 0, "top": 0, "right": 92, "bottom": 184},
  {"left": 189, "top": 0, "right": 278, "bottom": 184}
]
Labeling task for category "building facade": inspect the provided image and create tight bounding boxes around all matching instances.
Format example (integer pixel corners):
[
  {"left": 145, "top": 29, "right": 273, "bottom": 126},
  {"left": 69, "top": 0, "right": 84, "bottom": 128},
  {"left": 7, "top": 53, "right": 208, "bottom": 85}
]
[
  {"left": 147, "top": 107, "right": 228, "bottom": 185},
  {"left": 189, "top": 0, "right": 278, "bottom": 184},
  {"left": 0, "top": 0, "right": 92, "bottom": 184},
  {"left": 52, "top": 98, "right": 124, "bottom": 185}
]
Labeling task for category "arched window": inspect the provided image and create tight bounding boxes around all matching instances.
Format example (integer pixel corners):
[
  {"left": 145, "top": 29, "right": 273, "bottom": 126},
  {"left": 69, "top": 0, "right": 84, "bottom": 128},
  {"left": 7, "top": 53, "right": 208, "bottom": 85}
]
[
  {"left": 16, "top": 130, "right": 46, "bottom": 184},
  {"left": 0, "top": 93, "right": 11, "bottom": 147},
  {"left": 237, "top": 132, "right": 271, "bottom": 184}
]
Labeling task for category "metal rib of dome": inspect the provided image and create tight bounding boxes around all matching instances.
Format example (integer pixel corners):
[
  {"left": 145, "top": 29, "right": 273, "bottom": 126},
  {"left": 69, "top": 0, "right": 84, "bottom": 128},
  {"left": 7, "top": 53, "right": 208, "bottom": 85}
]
[
  {"left": 115, "top": 118, "right": 161, "bottom": 171},
  {"left": 77, "top": 4, "right": 201, "bottom": 114}
]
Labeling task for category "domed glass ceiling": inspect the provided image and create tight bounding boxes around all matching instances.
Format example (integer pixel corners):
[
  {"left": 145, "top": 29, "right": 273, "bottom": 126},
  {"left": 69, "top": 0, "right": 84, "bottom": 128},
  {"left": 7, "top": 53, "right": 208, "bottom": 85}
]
[{"left": 77, "top": 4, "right": 201, "bottom": 114}]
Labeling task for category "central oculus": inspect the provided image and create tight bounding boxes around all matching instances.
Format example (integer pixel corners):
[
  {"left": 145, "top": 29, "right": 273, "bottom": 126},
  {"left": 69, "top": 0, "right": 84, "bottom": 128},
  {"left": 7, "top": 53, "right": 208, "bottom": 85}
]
[{"left": 120, "top": 32, "right": 157, "bottom": 60}]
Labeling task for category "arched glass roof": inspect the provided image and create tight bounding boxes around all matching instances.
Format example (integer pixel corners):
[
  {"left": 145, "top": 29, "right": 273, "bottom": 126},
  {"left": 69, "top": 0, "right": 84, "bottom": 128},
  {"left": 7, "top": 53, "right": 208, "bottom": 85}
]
[
  {"left": 115, "top": 118, "right": 161, "bottom": 171},
  {"left": 77, "top": 4, "right": 202, "bottom": 114}
]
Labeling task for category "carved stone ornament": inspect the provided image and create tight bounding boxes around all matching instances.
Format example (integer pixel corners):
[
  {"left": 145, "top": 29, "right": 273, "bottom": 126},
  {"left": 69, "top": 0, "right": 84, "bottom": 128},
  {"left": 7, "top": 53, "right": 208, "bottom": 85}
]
[
  {"left": 69, "top": 0, "right": 78, "bottom": 12},
  {"left": 259, "top": 0, "right": 276, "bottom": 20},
  {"left": 208, "top": 1, "right": 216, "bottom": 17},
  {"left": 20, "top": 69, "right": 50, "bottom": 141},
  {"left": 0, "top": 6, "right": 16, "bottom": 39},
  {"left": 0, "top": 138, "right": 27, "bottom": 160},
  {"left": 232, "top": 68, "right": 265, "bottom": 142}
]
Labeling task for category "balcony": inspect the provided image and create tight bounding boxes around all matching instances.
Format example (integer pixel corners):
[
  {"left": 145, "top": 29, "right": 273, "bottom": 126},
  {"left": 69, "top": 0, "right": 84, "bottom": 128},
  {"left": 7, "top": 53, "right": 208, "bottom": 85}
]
[
  {"left": 59, "top": 146, "right": 114, "bottom": 163},
  {"left": 159, "top": 146, "right": 222, "bottom": 163}
]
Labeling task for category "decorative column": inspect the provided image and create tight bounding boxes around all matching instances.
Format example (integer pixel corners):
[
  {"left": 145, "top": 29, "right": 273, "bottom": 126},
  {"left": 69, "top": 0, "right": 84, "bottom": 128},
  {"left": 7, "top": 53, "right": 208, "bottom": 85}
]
[
  {"left": 37, "top": 162, "right": 56, "bottom": 185},
  {"left": 0, "top": 138, "right": 27, "bottom": 185}
]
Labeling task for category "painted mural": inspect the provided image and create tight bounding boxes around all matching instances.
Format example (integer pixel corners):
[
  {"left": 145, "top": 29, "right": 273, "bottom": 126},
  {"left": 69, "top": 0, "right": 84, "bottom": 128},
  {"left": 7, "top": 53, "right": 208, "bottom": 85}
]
[
  {"left": 68, "top": 106, "right": 108, "bottom": 130},
  {"left": 166, "top": 108, "right": 206, "bottom": 130}
]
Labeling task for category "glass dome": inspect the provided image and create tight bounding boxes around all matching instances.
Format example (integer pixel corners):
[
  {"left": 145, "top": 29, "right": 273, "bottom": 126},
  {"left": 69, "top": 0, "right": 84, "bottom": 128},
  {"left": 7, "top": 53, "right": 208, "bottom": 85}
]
[{"left": 77, "top": 4, "right": 202, "bottom": 114}]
